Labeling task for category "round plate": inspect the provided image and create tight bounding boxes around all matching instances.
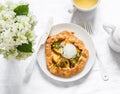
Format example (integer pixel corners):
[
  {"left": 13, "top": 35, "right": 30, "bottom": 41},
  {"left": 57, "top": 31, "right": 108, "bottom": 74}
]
[{"left": 37, "top": 23, "right": 96, "bottom": 82}]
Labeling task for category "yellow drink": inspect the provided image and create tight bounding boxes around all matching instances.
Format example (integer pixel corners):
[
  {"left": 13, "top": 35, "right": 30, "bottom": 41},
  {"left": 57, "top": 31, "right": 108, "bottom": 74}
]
[{"left": 74, "top": 0, "right": 98, "bottom": 9}]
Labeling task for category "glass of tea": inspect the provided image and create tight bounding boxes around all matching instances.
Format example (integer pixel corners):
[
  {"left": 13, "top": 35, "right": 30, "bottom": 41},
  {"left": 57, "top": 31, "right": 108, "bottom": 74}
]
[{"left": 71, "top": 0, "right": 100, "bottom": 12}]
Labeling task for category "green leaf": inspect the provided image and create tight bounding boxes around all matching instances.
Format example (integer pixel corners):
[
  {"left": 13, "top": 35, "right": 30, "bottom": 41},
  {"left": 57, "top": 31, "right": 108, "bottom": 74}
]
[
  {"left": 0, "top": 49, "right": 4, "bottom": 54},
  {"left": 17, "top": 42, "right": 32, "bottom": 53},
  {"left": 14, "top": 4, "right": 29, "bottom": 16}
]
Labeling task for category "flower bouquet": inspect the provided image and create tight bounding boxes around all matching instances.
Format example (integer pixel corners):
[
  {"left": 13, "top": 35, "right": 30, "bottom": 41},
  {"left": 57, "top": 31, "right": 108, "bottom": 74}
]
[{"left": 0, "top": 2, "right": 36, "bottom": 60}]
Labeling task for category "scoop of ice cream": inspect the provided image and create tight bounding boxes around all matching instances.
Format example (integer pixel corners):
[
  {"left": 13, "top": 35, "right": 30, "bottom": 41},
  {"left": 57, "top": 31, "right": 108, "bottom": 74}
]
[{"left": 62, "top": 43, "right": 77, "bottom": 59}]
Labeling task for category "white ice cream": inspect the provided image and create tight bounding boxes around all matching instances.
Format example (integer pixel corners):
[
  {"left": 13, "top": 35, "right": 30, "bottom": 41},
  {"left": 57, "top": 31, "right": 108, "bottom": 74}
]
[{"left": 62, "top": 43, "right": 77, "bottom": 59}]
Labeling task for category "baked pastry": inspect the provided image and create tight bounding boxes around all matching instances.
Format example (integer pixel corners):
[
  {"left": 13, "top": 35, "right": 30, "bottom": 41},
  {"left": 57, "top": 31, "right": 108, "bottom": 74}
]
[{"left": 45, "top": 31, "right": 89, "bottom": 78}]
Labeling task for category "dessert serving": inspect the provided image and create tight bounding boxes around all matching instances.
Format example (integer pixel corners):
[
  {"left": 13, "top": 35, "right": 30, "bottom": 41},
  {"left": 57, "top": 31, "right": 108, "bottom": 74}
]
[{"left": 45, "top": 31, "right": 89, "bottom": 78}]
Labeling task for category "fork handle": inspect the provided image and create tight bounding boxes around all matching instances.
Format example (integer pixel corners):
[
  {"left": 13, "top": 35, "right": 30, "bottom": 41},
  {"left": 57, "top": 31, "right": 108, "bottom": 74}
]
[{"left": 96, "top": 53, "right": 109, "bottom": 81}]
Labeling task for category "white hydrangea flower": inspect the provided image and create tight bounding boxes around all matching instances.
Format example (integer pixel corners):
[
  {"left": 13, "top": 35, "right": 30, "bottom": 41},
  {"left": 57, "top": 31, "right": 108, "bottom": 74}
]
[{"left": 0, "top": 2, "right": 36, "bottom": 60}]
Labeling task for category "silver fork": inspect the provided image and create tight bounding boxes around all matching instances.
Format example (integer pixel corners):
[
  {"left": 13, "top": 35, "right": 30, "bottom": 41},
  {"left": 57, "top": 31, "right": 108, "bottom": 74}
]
[
  {"left": 83, "top": 23, "right": 93, "bottom": 34},
  {"left": 82, "top": 23, "right": 109, "bottom": 81}
]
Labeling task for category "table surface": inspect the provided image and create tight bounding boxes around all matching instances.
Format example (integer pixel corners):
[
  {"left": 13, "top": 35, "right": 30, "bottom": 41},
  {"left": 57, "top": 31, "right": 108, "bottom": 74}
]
[{"left": 0, "top": 0, "right": 120, "bottom": 94}]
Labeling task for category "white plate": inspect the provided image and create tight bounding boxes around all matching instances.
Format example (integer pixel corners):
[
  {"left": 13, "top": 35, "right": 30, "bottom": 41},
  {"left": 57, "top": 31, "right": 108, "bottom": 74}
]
[{"left": 37, "top": 23, "right": 96, "bottom": 83}]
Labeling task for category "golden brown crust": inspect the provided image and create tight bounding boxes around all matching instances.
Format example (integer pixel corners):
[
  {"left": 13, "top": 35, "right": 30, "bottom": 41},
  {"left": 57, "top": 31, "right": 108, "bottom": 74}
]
[{"left": 45, "top": 31, "right": 89, "bottom": 78}]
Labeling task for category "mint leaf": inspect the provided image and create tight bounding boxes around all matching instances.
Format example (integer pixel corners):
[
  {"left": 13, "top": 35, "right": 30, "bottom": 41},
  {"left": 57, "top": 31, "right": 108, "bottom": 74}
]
[
  {"left": 17, "top": 42, "right": 32, "bottom": 52},
  {"left": 14, "top": 4, "right": 29, "bottom": 16}
]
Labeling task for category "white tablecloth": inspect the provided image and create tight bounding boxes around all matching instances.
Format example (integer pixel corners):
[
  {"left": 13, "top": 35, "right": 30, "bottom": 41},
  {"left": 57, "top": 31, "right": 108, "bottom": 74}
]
[{"left": 0, "top": 0, "right": 120, "bottom": 94}]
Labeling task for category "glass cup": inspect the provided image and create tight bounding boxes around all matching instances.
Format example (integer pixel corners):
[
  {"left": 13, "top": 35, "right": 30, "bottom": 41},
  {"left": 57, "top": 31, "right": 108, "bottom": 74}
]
[{"left": 69, "top": 0, "right": 100, "bottom": 13}]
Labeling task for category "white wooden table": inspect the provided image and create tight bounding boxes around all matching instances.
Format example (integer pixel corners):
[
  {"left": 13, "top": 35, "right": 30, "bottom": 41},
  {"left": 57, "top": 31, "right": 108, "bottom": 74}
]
[{"left": 0, "top": 0, "right": 120, "bottom": 94}]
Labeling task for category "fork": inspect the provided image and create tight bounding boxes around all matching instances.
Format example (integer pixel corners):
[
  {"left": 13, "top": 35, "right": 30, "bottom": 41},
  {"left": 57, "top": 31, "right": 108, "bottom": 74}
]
[
  {"left": 83, "top": 23, "right": 93, "bottom": 34},
  {"left": 82, "top": 23, "right": 109, "bottom": 81}
]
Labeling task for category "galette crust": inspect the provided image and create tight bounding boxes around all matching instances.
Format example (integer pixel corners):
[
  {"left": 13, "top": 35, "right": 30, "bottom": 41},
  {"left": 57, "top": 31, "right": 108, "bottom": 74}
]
[{"left": 45, "top": 31, "right": 89, "bottom": 78}]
